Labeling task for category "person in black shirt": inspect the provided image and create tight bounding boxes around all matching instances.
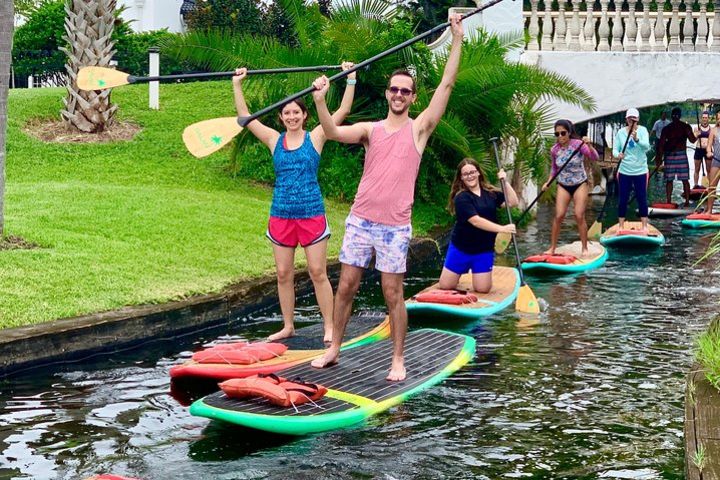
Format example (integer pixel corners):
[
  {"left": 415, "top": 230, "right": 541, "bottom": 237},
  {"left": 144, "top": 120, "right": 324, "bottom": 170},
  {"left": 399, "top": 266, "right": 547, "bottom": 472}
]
[{"left": 438, "top": 158, "right": 519, "bottom": 293}]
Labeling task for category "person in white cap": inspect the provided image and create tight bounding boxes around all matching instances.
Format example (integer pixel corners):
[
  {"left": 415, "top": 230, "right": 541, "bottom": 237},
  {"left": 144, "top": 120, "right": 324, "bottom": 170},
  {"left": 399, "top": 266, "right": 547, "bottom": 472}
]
[{"left": 613, "top": 108, "right": 651, "bottom": 232}]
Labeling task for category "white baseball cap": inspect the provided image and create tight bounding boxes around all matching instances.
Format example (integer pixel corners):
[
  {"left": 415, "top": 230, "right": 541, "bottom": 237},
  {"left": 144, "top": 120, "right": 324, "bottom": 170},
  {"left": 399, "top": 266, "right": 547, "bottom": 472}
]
[{"left": 626, "top": 108, "right": 640, "bottom": 118}]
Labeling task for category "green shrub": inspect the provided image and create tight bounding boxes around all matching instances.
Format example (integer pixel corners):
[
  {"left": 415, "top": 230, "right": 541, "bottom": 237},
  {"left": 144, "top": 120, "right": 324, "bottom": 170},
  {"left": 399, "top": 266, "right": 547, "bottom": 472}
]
[
  {"left": 114, "top": 30, "right": 189, "bottom": 76},
  {"left": 11, "top": 0, "right": 66, "bottom": 78},
  {"left": 697, "top": 318, "right": 720, "bottom": 391}
]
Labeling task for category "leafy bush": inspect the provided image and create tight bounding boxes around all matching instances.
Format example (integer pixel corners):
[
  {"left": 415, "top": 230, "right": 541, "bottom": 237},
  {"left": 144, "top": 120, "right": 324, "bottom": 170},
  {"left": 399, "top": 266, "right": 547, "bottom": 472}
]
[
  {"left": 11, "top": 0, "right": 66, "bottom": 78},
  {"left": 185, "top": 0, "right": 266, "bottom": 36},
  {"left": 114, "top": 30, "right": 189, "bottom": 76},
  {"left": 697, "top": 318, "right": 720, "bottom": 391}
]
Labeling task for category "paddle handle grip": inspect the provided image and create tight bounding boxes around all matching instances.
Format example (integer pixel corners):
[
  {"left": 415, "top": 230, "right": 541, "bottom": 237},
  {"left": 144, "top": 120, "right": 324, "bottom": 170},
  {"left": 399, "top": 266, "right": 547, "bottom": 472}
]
[
  {"left": 238, "top": 0, "right": 505, "bottom": 127},
  {"left": 517, "top": 141, "right": 586, "bottom": 224},
  {"left": 490, "top": 137, "right": 528, "bottom": 285},
  {"left": 128, "top": 65, "right": 343, "bottom": 84}
]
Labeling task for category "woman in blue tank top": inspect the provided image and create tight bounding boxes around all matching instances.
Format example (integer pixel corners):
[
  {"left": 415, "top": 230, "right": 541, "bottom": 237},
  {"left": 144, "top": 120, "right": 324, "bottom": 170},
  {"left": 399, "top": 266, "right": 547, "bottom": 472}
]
[{"left": 232, "top": 63, "right": 356, "bottom": 342}]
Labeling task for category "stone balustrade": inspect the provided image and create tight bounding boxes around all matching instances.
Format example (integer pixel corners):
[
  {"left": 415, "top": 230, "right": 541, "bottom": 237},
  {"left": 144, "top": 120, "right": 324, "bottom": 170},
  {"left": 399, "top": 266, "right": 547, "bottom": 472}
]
[{"left": 524, "top": 0, "right": 720, "bottom": 52}]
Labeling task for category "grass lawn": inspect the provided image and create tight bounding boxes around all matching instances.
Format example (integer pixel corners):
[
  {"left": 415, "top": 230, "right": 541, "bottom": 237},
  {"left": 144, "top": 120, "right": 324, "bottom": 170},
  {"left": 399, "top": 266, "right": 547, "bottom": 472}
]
[{"left": 2, "top": 82, "right": 443, "bottom": 328}]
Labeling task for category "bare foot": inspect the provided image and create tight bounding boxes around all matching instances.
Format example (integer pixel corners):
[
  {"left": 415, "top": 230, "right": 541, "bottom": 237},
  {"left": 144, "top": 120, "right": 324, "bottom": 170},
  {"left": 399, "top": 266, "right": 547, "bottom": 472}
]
[
  {"left": 311, "top": 347, "right": 339, "bottom": 369},
  {"left": 323, "top": 329, "right": 333, "bottom": 344},
  {"left": 386, "top": 357, "right": 406, "bottom": 381},
  {"left": 684, "top": 202, "right": 691, "bottom": 207},
  {"left": 580, "top": 249, "right": 591, "bottom": 259},
  {"left": 267, "top": 326, "right": 294, "bottom": 342},
  {"left": 543, "top": 248, "right": 555, "bottom": 255}
]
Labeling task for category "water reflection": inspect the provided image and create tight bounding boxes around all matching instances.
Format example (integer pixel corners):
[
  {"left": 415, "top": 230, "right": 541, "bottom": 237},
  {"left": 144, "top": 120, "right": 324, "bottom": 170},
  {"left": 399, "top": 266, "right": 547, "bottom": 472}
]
[{"left": 0, "top": 204, "right": 714, "bottom": 479}]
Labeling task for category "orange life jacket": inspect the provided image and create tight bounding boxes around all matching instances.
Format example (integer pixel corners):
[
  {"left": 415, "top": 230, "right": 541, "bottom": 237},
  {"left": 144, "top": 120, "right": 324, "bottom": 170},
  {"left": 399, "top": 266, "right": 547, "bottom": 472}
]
[
  {"left": 192, "top": 342, "right": 288, "bottom": 365},
  {"left": 414, "top": 289, "right": 479, "bottom": 305},
  {"left": 220, "top": 373, "right": 328, "bottom": 408},
  {"left": 523, "top": 253, "right": 577, "bottom": 264}
]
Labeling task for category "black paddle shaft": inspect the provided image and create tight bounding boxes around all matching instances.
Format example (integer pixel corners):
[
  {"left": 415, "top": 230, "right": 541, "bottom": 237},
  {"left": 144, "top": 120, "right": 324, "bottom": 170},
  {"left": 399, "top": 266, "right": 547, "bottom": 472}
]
[
  {"left": 127, "top": 65, "right": 342, "bottom": 84},
  {"left": 237, "top": 0, "right": 507, "bottom": 127},
  {"left": 517, "top": 140, "right": 587, "bottom": 224},
  {"left": 490, "top": 137, "right": 529, "bottom": 286},
  {"left": 597, "top": 119, "right": 637, "bottom": 223}
]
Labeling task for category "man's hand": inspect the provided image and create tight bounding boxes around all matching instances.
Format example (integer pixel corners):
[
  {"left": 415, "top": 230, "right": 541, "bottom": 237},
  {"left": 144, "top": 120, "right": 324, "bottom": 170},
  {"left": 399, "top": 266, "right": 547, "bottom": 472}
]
[
  {"left": 312, "top": 75, "right": 330, "bottom": 101},
  {"left": 450, "top": 13, "right": 463, "bottom": 40}
]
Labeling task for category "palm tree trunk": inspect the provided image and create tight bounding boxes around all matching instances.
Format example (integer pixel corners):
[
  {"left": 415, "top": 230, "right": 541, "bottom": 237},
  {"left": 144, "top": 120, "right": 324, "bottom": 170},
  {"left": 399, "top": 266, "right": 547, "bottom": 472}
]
[
  {"left": 0, "top": 0, "right": 14, "bottom": 236},
  {"left": 60, "top": 0, "right": 118, "bottom": 133}
]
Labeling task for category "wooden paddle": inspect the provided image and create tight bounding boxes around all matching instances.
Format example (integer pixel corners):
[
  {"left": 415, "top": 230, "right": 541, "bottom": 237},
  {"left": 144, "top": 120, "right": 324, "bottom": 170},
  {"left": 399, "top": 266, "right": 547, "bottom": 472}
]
[
  {"left": 495, "top": 139, "right": 588, "bottom": 254},
  {"left": 588, "top": 119, "right": 637, "bottom": 240},
  {"left": 76, "top": 65, "right": 342, "bottom": 91},
  {"left": 491, "top": 138, "right": 540, "bottom": 315},
  {"left": 182, "top": 0, "right": 507, "bottom": 158}
]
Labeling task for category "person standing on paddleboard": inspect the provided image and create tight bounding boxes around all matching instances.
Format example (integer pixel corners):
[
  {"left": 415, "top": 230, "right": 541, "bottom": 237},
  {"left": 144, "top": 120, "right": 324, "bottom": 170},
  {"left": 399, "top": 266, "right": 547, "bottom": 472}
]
[
  {"left": 437, "top": 159, "right": 518, "bottom": 293},
  {"left": 543, "top": 119, "right": 599, "bottom": 258},
  {"left": 656, "top": 107, "right": 697, "bottom": 207},
  {"left": 309, "top": 14, "right": 464, "bottom": 382},
  {"left": 703, "top": 111, "right": 720, "bottom": 214},
  {"left": 232, "top": 62, "right": 357, "bottom": 343},
  {"left": 614, "top": 108, "right": 651, "bottom": 233},
  {"left": 694, "top": 110, "right": 712, "bottom": 189}
]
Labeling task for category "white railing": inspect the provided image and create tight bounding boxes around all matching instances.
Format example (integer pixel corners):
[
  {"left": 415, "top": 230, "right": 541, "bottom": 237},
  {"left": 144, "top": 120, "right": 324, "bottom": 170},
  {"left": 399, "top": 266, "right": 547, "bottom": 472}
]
[{"left": 524, "top": 0, "right": 720, "bottom": 52}]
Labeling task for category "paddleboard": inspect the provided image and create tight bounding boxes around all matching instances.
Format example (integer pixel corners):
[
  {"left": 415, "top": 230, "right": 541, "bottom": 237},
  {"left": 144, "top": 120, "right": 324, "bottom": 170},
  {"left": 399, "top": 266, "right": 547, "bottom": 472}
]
[
  {"left": 405, "top": 266, "right": 520, "bottom": 319},
  {"left": 599, "top": 222, "right": 665, "bottom": 247},
  {"left": 170, "top": 312, "right": 390, "bottom": 381},
  {"left": 189, "top": 329, "right": 475, "bottom": 435},
  {"left": 681, "top": 212, "right": 720, "bottom": 228},
  {"left": 647, "top": 202, "right": 694, "bottom": 218},
  {"left": 521, "top": 241, "right": 607, "bottom": 274},
  {"left": 689, "top": 186, "right": 707, "bottom": 201}
]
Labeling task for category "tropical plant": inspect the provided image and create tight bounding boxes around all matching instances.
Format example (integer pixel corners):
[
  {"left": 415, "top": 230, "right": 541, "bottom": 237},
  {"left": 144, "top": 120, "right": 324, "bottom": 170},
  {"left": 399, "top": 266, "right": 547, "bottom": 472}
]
[
  {"left": 696, "top": 317, "right": 720, "bottom": 391},
  {"left": 0, "top": 0, "right": 12, "bottom": 235},
  {"left": 163, "top": 0, "right": 594, "bottom": 209},
  {"left": 15, "top": 0, "right": 54, "bottom": 17},
  {"left": 11, "top": 0, "right": 67, "bottom": 84},
  {"left": 60, "top": 0, "right": 118, "bottom": 133}
]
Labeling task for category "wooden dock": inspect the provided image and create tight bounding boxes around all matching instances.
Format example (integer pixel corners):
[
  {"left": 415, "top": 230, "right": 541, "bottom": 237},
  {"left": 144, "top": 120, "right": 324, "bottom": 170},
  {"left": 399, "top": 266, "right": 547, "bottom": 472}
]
[{"left": 685, "top": 363, "right": 720, "bottom": 479}]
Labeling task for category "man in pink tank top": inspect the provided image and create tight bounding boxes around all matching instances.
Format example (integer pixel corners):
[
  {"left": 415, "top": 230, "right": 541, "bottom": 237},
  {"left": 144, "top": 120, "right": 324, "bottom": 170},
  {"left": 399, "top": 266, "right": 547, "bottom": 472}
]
[{"left": 309, "top": 14, "right": 464, "bottom": 381}]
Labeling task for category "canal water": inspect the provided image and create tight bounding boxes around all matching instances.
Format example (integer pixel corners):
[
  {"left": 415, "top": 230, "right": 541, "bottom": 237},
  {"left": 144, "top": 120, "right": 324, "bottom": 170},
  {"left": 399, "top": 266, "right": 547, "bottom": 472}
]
[{"left": 0, "top": 200, "right": 716, "bottom": 480}]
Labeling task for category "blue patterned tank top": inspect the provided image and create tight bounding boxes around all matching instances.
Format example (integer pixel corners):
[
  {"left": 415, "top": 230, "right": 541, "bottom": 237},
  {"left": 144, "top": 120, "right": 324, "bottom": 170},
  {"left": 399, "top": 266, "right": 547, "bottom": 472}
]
[{"left": 270, "top": 131, "right": 325, "bottom": 219}]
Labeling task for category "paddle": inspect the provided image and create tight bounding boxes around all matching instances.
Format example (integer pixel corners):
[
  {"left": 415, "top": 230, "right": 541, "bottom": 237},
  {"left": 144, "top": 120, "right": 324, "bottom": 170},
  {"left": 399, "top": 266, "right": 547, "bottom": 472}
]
[
  {"left": 490, "top": 137, "right": 540, "bottom": 315},
  {"left": 695, "top": 105, "right": 710, "bottom": 188},
  {"left": 588, "top": 119, "right": 637, "bottom": 240},
  {"left": 182, "top": 0, "right": 507, "bottom": 158},
  {"left": 495, "top": 139, "right": 588, "bottom": 254},
  {"left": 76, "top": 65, "right": 343, "bottom": 91}
]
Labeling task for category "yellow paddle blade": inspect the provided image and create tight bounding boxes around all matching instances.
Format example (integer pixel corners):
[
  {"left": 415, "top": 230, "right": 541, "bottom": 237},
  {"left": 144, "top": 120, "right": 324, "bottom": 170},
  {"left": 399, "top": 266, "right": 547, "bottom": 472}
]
[
  {"left": 587, "top": 220, "right": 602, "bottom": 240},
  {"left": 702, "top": 175, "right": 710, "bottom": 188},
  {"left": 77, "top": 66, "right": 130, "bottom": 90},
  {"left": 182, "top": 117, "right": 243, "bottom": 158},
  {"left": 515, "top": 284, "right": 540, "bottom": 314},
  {"left": 494, "top": 232, "right": 511, "bottom": 254}
]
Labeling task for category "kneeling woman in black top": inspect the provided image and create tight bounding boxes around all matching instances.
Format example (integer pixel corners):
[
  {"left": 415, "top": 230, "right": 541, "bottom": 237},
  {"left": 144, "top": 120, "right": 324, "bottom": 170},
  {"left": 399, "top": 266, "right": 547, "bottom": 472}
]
[{"left": 438, "top": 158, "right": 519, "bottom": 293}]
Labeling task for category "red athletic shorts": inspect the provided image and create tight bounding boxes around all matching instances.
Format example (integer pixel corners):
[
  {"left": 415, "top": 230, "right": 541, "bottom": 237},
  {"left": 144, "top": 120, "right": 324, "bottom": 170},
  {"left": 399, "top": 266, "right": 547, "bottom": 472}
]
[{"left": 266, "top": 214, "right": 331, "bottom": 248}]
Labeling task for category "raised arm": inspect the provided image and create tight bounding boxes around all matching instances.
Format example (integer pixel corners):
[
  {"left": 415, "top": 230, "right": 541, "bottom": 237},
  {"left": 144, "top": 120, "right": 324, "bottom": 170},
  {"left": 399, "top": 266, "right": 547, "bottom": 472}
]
[
  {"left": 415, "top": 14, "right": 464, "bottom": 140},
  {"left": 498, "top": 170, "right": 519, "bottom": 208},
  {"left": 232, "top": 68, "right": 279, "bottom": 151},
  {"left": 312, "top": 75, "right": 372, "bottom": 145},
  {"left": 330, "top": 62, "right": 356, "bottom": 125},
  {"left": 637, "top": 126, "right": 651, "bottom": 152}
]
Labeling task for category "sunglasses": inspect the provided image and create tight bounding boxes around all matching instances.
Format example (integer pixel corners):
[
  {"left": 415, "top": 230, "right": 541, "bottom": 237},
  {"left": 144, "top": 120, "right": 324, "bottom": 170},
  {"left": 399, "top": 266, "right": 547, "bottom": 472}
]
[
  {"left": 554, "top": 131, "right": 568, "bottom": 137},
  {"left": 388, "top": 86, "right": 414, "bottom": 96}
]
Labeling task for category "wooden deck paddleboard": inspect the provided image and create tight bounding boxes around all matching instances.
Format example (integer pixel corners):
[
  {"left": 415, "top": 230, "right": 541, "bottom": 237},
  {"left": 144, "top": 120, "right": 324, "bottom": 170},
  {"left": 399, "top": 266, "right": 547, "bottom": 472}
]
[
  {"left": 405, "top": 266, "right": 519, "bottom": 319},
  {"left": 170, "top": 312, "right": 391, "bottom": 381},
  {"left": 521, "top": 241, "right": 607, "bottom": 274},
  {"left": 599, "top": 222, "right": 665, "bottom": 247},
  {"left": 189, "top": 329, "right": 475, "bottom": 435}
]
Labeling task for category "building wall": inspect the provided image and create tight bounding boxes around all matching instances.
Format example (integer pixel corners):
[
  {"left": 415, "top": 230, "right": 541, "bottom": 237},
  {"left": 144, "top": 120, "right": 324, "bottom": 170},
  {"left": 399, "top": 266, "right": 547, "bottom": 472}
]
[{"left": 117, "top": 0, "right": 186, "bottom": 33}]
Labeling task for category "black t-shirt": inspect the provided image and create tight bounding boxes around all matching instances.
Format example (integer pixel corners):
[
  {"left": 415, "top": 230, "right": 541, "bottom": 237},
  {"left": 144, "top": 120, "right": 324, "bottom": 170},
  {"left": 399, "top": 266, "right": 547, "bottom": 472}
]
[{"left": 450, "top": 189, "right": 505, "bottom": 254}]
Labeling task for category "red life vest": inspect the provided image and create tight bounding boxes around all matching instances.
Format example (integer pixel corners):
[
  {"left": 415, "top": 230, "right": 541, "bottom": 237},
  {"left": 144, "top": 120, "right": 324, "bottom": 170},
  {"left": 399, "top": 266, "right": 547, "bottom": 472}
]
[
  {"left": 192, "top": 342, "right": 288, "bottom": 365},
  {"left": 523, "top": 253, "right": 577, "bottom": 264},
  {"left": 220, "top": 374, "right": 328, "bottom": 408},
  {"left": 414, "top": 289, "right": 479, "bottom": 305}
]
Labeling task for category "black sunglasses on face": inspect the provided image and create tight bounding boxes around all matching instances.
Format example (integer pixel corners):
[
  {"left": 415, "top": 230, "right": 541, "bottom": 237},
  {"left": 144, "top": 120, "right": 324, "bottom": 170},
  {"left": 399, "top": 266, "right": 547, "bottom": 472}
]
[
  {"left": 554, "top": 131, "right": 568, "bottom": 137},
  {"left": 388, "top": 86, "right": 414, "bottom": 96}
]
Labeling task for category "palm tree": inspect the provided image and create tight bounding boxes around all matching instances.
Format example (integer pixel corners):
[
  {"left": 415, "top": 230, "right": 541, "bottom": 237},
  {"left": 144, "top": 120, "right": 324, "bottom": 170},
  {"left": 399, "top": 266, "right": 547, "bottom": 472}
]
[
  {"left": 60, "top": 0, "right": 118, "bottom": 133},
  {"left": 164, "top": 0, "right": 595, "bottom": 203},
  {"left": 0, "top": 0, "right": 14, "bottom": 235}
]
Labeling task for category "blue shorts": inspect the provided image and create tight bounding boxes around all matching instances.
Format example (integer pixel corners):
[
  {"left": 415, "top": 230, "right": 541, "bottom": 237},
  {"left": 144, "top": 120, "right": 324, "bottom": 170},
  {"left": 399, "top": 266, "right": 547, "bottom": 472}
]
[{"left": 443, "top": 243, "right": 494, "bottom": 275}]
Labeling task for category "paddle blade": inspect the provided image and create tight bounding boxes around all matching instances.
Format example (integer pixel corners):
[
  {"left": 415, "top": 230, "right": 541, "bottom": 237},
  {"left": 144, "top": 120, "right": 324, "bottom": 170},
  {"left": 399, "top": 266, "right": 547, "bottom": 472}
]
[
  {"left": 183, "top": 117, "right": 243, "bottom": 158},
  {"left": 494, "top": 232, "right": 511, "bottom": 254},
  {"left": 588, "top": 220, "right": 602, "bottom": 240},
  {"left": 515, "top": 284, "right": 540, "bottom": 314},
  {"left": 702, "top": 175, "right": 710, "bottom": 188},
  {"left": 77, "top": 67, "right": 130, "bottom": 90}
]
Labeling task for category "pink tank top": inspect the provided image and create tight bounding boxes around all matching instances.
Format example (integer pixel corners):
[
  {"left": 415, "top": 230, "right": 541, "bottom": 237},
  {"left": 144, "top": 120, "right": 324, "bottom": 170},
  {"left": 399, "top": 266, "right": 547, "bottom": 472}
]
[{"left": 351, "top": 120, "right": 421, "bottom": 226}]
